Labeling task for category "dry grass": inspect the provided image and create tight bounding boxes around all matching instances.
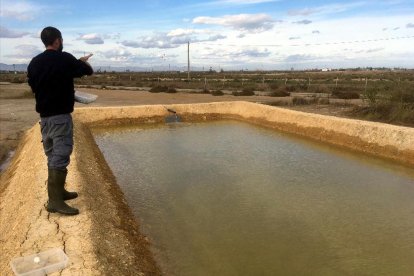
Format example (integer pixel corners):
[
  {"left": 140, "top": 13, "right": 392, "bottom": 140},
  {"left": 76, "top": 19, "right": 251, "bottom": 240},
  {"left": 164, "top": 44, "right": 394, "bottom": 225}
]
[{"left": 1, "top": 70, "right": 413, "bottom": 125}]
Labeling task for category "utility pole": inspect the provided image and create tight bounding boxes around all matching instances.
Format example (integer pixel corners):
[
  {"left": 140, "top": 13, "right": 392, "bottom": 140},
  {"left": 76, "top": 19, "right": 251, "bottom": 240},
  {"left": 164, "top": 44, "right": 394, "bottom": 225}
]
[{"left": 187, "top": 41, "right": 190, "bottom": 81}]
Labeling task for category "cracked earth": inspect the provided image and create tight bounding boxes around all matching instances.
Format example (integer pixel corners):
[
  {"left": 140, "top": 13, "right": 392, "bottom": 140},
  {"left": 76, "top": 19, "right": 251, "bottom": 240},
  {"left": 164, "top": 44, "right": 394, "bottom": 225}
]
[{"left": 0, "top": 123, "right": 160, "bottom": 275}]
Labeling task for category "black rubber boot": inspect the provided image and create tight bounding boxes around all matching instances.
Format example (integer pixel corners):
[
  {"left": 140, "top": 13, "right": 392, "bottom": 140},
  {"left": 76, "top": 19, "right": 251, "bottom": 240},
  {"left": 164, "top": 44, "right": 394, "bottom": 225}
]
[
  {"left": 62, "top": 169, "right": 78, "bottom": 201},
  {"left": 46, "top": 169, "right": 79, "bottom": 215},
  {"left": 44, "top": 177, "right": 78, "bottom": 201}
]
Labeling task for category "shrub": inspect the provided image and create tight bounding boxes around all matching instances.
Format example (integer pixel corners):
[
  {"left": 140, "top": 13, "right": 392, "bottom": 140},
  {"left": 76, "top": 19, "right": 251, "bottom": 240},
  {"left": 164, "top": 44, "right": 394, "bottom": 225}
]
[
  {"left": 22, "top": 90, "right": 34, "bottom": 98},
  {"left": 232, "top": 88, "right": 255, "bottom": 96},
  {"left": 269, "top": 83, "right": 280, "bottom": 90},
  {"left": 150, "top": 86, "right": 177, "bottom": 93},
  {"left": 266, "top": 100, "right": 289, "bottom": 106},
  {"left": 285, "top": 85, "right": 297, "bottom": 92},
  {"left": 149, "top": 86, "right": 168, "bottom": 92},
  {"left": 11, "top": 77, "right": 25, "bottom": 84},
  {"left": 390, "top": 85, "right": 414, "bottom": 104},
  {"left": 364, "top": 87, "right": 379, "bottom": 106},
  {"left": 352, "top": 101, "right": 414, "bottom": 126},
  {"left": 211, "top": 90, "right": 224, "bottom": 96},
  {"left": 309, "top": 85, "right": 331, "bottom": 94},
  {"left": 331, "top": 86, "right": 361, "bottom": 99},
  {"left": 269, "top": 89, "right": 290, "bottom": 97},
  {"left": 292, "top": 97, "right": 309, "bottom": 105},
  {"left": 166, "top": 87, "right": 177, "bottom": 93},
  {"left": 317, "top": 98, "right": 330, "bottom": 105},
  {"left": 292, "top": 96, "right": 317, "bottom": 105}
]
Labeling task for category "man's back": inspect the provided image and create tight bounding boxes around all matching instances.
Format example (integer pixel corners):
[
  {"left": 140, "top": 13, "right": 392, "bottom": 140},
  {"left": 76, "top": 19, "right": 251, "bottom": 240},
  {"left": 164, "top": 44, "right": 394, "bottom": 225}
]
[{"left": 28, "top": 49, "right": 93, "bottom": 117}]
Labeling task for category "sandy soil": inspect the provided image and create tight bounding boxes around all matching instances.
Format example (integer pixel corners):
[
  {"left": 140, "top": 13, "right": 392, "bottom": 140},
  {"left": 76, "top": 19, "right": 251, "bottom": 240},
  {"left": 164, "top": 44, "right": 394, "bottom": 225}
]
[{"left": 0, "top": 83, "right": 38, "bottom": 169}]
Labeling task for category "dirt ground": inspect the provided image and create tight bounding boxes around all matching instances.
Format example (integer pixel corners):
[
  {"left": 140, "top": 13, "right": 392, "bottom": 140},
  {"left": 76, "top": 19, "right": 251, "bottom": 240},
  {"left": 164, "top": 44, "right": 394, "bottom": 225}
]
[
  {"left": 0, "top": 83, "right": 358, "bottom": 170},
  {"left": 0, "top": 121, "right": 161, "bottom": 275}
]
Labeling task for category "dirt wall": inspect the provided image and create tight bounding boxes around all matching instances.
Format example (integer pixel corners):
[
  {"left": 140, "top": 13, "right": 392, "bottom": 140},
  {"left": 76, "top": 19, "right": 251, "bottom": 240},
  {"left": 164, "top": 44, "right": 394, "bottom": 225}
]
[
  {"left": 74, "top": 101, "right": 414, "bottom": 166},
  {"left": 1, "top": 101, "right": 413, "bottom": 275}
]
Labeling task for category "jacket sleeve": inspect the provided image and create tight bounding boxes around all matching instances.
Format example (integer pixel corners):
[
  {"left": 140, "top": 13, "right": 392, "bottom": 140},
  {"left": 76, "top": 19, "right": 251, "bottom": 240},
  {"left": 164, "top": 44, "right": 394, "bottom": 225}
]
[
  {"left": 65, "top": 52, "right": 93, "bottom": 78},
  {"left": 27, "top": 61, "right": 35, "bottom": 91}
]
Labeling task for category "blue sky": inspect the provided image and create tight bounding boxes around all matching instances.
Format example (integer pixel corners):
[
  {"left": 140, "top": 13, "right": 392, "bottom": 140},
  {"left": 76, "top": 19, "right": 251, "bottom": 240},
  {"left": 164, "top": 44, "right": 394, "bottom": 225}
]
[{"left": 1, "top": 0, "right": 413, "bottom": 70}]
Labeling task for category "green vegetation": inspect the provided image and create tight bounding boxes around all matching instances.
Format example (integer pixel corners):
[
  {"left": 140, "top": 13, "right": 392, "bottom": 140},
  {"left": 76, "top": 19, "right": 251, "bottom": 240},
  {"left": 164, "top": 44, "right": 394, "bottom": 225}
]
[{"left": 352, "top": 81, "right": 414, "bottom": 126}]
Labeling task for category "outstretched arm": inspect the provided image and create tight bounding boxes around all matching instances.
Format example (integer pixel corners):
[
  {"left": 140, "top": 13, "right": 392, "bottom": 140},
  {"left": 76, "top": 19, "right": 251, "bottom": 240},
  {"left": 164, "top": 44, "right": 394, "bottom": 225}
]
[
  {"left": 79, "top": 53, "right": 93, "bottom": 63},
  {"left": 70, "top": 53, "right": 94, "bottom": 78}
]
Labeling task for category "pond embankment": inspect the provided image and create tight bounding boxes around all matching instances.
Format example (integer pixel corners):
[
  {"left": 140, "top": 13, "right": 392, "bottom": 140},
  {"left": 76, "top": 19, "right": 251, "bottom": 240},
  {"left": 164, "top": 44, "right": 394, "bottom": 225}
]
[{"left": 1, "top": 101, "right": 412, "bottom": 275}]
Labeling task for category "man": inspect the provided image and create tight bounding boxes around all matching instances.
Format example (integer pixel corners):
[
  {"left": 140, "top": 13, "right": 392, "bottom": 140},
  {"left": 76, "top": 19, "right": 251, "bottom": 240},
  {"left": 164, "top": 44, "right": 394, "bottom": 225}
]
[{"left": 28, "top": 26, "right": 93, "bottom": 216}]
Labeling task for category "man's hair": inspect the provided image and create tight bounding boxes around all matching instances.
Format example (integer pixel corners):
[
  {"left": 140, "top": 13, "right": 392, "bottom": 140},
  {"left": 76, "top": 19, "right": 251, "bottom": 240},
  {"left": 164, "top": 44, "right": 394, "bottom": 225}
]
[{"left": 40, "top": 26, "right": 62, "bottom": 47}]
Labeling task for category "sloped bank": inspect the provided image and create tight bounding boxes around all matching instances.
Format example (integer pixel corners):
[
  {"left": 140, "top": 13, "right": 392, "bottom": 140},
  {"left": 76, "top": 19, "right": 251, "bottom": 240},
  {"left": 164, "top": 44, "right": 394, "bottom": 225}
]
[
  {"left": 1, "top": 101, "right": 413, "bottom": 275},
  {"left": 75, "top": 101, "right": 414, "bottom": 167}
]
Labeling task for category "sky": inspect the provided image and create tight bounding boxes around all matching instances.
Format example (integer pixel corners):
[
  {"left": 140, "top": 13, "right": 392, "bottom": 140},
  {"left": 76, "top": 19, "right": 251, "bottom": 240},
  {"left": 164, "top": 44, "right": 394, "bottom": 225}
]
[{"left": 0, "top": 0, "right": 413, "bottom": 70}]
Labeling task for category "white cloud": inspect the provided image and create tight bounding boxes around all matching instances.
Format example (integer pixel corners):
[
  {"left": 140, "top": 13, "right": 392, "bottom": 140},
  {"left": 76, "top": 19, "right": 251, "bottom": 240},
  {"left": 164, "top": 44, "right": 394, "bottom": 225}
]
[
  {"left": 121, "top": 40, "right": 142, "bottom": 48},
  {"left": 288, "top": 8, "right": 315, "bottom": 16},
  {"left": 0, "top": 26, "right": 30, "bottom": 38},
  {"left": 365, "top": 47, "right": 385, "bottom": 53},
  {"left": 192, "top": 13, "right": 277, "bottom": 33},
  {"left": 103, "top": 33, "right": 121, "bottom": 40},
  {"left": 198, "top": 47, "right": 271, "bottom": 61},
  {"left": 98, "top": 48, "right": 131, "bottom": 61},
  {"left": 407, "top": 23, "right": 414, "bottom": 28},
  {"left": 94, "top": 47, "right": 177, "bottom": 66},
  {"left": 121, "top": 31, "right": 227, "bottom": 49},
  {"left": 354, "top": 47, "right": 385, "bottom": 54},
  {"left": 293, "top": 20, "right": 312, "bottom": 25},
  {"left": 167, "top": 28, "right": 211, "bottom": 37},
  {"left": 0, "top": 0, "right": 43, "bottom": 21},
  {"left": 208, "top": 34, "right": 227, "bottom": 41},
  {"left": 284, "top": 54, "right": 316, "bottom": 62},
  {"left": 121, "top": 34, "right": 180, "bottom": 49},
  {"left": 5, "top": 44, "right": 42, "bottom": 61},
  {"left": 288, "top": 2, "right": 366, "bottom": 17},
  {"left": 77, "top": 33, "right": 104, "bottom": 44},
  {"left": 193, "top": 0, "right": 279, "bottom": 8},
  {"left": 312, "top": 30, "right": 320, "bottom": 34}
]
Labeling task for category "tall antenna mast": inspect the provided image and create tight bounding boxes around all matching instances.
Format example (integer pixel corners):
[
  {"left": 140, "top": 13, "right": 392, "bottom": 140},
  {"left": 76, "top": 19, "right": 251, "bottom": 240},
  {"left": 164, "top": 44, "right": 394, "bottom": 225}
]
[{"left": 187, "top": 41, "right": 190, "bottom": 81}]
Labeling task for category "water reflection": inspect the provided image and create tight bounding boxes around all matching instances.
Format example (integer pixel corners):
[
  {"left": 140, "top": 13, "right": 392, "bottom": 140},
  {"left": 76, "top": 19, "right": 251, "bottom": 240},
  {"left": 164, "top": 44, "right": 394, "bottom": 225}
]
[{"left": 93, "top": 121, "right": 414, "bottom": 275}]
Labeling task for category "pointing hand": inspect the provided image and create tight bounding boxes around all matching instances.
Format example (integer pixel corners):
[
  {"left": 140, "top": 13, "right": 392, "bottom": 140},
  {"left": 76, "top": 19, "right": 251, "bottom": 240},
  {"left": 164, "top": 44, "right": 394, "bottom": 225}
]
[{"left": 80, "top": 53, "right": 93, "bottom": 62}]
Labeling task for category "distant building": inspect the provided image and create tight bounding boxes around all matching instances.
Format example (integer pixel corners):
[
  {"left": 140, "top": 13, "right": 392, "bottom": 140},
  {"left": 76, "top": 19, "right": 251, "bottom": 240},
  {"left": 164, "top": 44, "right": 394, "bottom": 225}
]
[{"left": 321, "top": 68, "right": 331, "bottom": 72}]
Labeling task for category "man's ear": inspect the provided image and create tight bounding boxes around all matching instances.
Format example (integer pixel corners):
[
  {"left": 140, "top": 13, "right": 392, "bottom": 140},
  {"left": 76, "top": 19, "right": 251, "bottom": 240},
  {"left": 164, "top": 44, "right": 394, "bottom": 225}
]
[{"left": 52, "top": 38, "right": 60, "bottom": 48}]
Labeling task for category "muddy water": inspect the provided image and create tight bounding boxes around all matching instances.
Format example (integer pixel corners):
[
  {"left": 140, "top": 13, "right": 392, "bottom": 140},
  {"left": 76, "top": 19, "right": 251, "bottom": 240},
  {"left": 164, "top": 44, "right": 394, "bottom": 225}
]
[{"left": 93, "top": 121, "right": 414, "bottom": 276}]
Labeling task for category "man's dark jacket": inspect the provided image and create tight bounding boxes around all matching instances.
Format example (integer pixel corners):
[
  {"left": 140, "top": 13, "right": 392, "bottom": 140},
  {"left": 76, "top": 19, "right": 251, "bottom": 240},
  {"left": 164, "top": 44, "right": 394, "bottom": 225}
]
[{"left": 28, "top": 50, "right": 93, "bottom": 117}]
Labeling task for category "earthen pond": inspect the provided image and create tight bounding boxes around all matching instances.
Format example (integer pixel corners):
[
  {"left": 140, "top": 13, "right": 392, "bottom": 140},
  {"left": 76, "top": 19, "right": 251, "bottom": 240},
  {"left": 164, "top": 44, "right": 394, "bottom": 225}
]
[{"left": 93, "top": 120, "right": 414, "bottom": 275}]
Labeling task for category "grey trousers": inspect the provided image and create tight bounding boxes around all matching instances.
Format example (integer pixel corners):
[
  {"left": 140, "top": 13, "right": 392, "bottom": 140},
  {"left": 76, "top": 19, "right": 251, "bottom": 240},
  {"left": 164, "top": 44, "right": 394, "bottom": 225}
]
[{"left": 40, "top": 114, "right": 73, "bottom": 170}]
